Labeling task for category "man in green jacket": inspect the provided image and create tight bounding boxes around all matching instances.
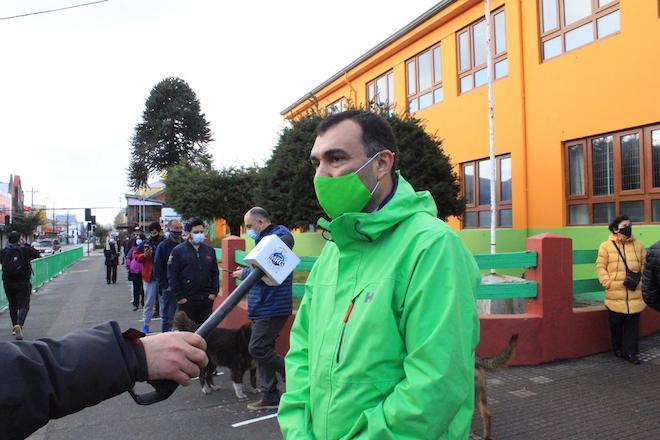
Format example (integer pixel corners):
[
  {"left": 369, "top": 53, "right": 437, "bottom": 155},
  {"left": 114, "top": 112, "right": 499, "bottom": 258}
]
[{"left": 278, "top": 110, "right": 480, "bottom": 439}]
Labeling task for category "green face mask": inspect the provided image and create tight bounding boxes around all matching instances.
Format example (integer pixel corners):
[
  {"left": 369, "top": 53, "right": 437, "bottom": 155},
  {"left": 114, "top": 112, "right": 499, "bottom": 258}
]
[{"left": 314, "top": 152, "right": 380, "bottom": 219}]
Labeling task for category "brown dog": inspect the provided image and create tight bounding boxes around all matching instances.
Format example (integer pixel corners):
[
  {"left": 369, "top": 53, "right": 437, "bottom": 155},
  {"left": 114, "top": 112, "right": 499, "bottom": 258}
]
[
  {"left": 475, "top": 334, "right": 518, "bottom": 440},
  {"left": 173, "top": 310, "right": 257, "bottom": 398}
]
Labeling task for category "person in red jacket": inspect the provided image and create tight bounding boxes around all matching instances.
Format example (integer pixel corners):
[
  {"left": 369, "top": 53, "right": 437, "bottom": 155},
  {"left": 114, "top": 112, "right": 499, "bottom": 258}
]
[{"left": 135, "top": 239, "right": 157, "bottom": 334}]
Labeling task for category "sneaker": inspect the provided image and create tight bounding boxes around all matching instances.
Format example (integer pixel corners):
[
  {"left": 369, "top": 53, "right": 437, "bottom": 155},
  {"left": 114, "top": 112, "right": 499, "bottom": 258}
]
[
  {"left": 132, "top": 306, "right": 139, "bottom": 311},
  {"left": 624, "top": 354, "right": 641, "bottom": 365},
  {"left": 13, "top": 325, "right": 23, "bottom": 341},
  {"left": 247, "top": 399, "right": 279, "bottom": 411},
  {"left": 142, "top": 324, "right": 150, "bottom": 334}
]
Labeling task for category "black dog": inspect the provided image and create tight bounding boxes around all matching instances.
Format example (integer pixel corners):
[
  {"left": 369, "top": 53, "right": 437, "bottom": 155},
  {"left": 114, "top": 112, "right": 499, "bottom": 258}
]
[{"left": 173, "top": 311, "right": 257, "bottom": 398}]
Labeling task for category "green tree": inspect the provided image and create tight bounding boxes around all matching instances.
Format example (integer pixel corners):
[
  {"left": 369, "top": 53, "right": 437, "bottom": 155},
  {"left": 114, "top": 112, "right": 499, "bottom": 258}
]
[
  {"left": 215, "top": 166, "right": 259, "bottom": 236},
  {"left": 10, "top": 210, "right": 45, "bottom": 239},
  {"left": 128, "top": 77, "right": 214, "bottom": 190},
  {"left": 94, "top": 224, "right": 109, "bottom": 245}
]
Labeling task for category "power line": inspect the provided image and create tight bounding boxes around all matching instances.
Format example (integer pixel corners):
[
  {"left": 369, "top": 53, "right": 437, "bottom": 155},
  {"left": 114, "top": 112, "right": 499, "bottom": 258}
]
[
  {"left": 0, "top": 0, "right": 109, "bottom": 21},
  {"left": 0, "top": 206, "right": 124, "bottom": 213}
]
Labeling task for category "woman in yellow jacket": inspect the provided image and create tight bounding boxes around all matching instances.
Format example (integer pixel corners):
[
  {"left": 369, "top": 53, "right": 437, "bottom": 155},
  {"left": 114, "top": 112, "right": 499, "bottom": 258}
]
[{"left": 596, "top": 215, "right": 647, "bottom": 364}]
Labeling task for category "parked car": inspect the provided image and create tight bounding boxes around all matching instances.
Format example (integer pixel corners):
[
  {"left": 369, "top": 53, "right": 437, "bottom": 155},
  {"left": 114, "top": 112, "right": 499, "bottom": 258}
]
[{"left": 31, "top": 239, "right": 62, "bottom": 256}]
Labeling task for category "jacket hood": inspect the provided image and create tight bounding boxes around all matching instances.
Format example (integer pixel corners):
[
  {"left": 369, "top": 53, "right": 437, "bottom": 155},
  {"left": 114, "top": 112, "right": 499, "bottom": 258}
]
[
  {"left": 608, "top": 234, "right": 636, "bottom": 243},
  {"left": 317, "top": 173, "right": 437, "bottom": 248}
]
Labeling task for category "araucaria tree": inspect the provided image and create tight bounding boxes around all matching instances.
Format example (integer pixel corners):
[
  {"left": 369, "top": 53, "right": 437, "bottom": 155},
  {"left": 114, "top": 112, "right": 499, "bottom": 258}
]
[{"left": 127, "top": 77, "right": 213, "bottom": 190}]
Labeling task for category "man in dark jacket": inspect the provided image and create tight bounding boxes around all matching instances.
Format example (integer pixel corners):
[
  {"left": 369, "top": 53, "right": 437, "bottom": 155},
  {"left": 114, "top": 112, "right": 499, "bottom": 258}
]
[
  {"left": 167, "top": 218, "right": 219, "bottom": 325},
  {"left": 642, "top": 240, "right": 660, "bottom": 311},
  {"left": 0, "top": 322, "right": 207, "bottom": 440},
  {"left": 0, "top": 231, "right": 40, "bottom": 340},
  {"left": 154, "top": 219, "right": 184, "bottom": 332},
  {"left": 232, "top": 207, "right": 293, "bottom": 410}
]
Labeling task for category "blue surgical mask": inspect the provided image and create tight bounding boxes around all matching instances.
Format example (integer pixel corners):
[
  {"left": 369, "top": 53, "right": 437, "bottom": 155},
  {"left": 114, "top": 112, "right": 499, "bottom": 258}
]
[
  {"left": 135, "top": 239, "right": 143, "bottom": 246},
  {"left": 246, "top": 229, "right": 259, "bottom": 240},
  {"left": 191, "top": 232, "right": 205, "bottom": 244},
  {"left": 164, "top": 231, "right": 170, "bottom": 239}
]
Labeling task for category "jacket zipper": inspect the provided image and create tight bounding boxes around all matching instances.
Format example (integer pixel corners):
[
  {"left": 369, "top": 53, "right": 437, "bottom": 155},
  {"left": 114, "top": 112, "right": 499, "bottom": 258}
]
[{"left": 336, "top": 299, "right": 356, "bottom": 363}]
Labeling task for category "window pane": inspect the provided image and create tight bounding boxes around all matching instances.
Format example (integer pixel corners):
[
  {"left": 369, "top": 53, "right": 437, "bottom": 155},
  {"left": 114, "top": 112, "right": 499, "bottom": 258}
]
[
  {"left": 479, "top": 210, "right": 492, "bottom": 228},
  {"left": 433, "top": 46, "right": 442, "bottom": 83},
  {"left": 459, "top": 31, "right": 470, "bottom": 71},
  {"left": 500, "top": 209, "right": 512, "bottom": 227},
  {"left": 460, "top": 75, "right": 474, "bottom": 93},
  {"left": 495, "top": 59, "right": 508, "bottom": 79},
  {"left": 368, "top": 83, "right": 375, "bottom": 106},
  {"left": 542, "top": 0, "right": 559, "bottom": 32},
  {"left": 597, "top": 10, "right": 620, "bottom": 38},
  {"left": 494, "top": 11, "right": 506, "bottom": 54},
  {"left": 592, "top": 135, "right": 614, "bottom": 196},
  {"left": 473, "top": 20, "right": 487, "bottom": 66},
  {"left": 376, "top": 76, "right": 386, "bottom": 105},
  {"left": 620, "top": 201, "right": 644, "bottom": 223},
  {"left": 543, "top": 36, "right": 562, "bottom": 60},
  {"left": 565, "top": 22, "right": 594, "bottom": 51},
  {"left": 434, "top": 87, "right": 444, "bottom": 103},
  {"left": 387, "top": 73, "right": 394, "bottom": 105},
  {"left": 653, "top": 200, "right": 660, "bottom": 222},
  {"left": 464, "top": 164, "right": 475, "bottom": 204},
  {"left": 569, "top": 204, "right": 589, "bottom": 225},
  {"left": 620, "top": 133, "right": 640, "bottom": 191},
  {"left": 568, "top": 144, "right": 586, "bottom": 196},
  {"left": 465, "top": 211, "right": 478, "bottom": 228},
  {"left": 500, "top": 157, "right": 512, "bottom": 201},
  {"left": 479, "top": 159, "right": 492, "bottom": 205},
  {"left": 474, "top": 68, "right": 488, "bottom": 87},
  {"left": 652, "top": 130, "right": 660, "bottom": 188},
  {"left": 407, "top": 61, "right": 416, "bottom": 96},
  {"left": 419, "top": 92, "right": 433, "bottom": 110},
  {"left": 408, "top": 98, "right": 418, "bottom": 113},
  {"left": 598, "top": 0, "right": 616, "bottom": 7},
  {"left": 593, "top": 202, "right": 615, "bottom": 224},
  {"left": 564, "top": 0, "right": 592, "bottom": 26},
  {"left": 418, "top": 50, "right": 432, "bottom": 91}
]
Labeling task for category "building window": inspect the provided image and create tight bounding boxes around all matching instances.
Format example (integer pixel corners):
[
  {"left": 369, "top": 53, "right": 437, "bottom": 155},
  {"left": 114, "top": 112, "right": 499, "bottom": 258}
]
[
  {"left": 462, "top": 155, "right": 512, "bottom": 228},
  {"left": 326, "top": 98, "right": 346, "bottom": 114},
  {"left": 456, "top": 8, "right": 508, "bottom": 94},
  {"left": 565, "top": 123, "right": 660, "bottom": 225},
  {"left": 367, "top": 71, "right": 394, "bottom": 112},
  {"left": 539, "top": 0, "right": 620, "bottom": 61},
  {"left": 406, "top": 43, "right": 443, "bottom": 112}
]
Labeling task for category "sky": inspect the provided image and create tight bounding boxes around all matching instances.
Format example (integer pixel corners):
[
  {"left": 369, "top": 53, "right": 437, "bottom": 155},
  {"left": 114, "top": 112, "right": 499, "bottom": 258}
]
[{"left": 0, "top": 0, "right": 439, "bottom": 225}]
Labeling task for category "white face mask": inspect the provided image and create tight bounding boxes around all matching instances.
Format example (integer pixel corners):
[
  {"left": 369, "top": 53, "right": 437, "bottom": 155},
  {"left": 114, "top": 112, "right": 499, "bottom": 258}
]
[{"left": 191, "top": 232, "right": 205, "bottom": 244}]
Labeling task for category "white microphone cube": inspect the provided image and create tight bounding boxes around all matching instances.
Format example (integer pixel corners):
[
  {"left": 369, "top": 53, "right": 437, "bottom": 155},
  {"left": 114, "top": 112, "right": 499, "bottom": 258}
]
[{"left": 244, "top": 234, "right": 300, "bottom": 286}]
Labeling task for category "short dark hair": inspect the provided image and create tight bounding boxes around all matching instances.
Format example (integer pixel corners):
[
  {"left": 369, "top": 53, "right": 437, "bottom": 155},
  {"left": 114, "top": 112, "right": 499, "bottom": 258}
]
[
  {"left": 246, "top": 206, "right": 270, "bottom": 221},
  {"left": 148, "top": 221, "right": 162, "bottom": 232},
  {"left": 609, "top": 215, "right": 630, "bottom": 233},
  {"left": 185, "top": 217, "right": 205, "bottom": 232},
  {"left": 8, "top": 231, "right": 20, "bottom": 244},
  {"left": 316, "top": 110, "right": 399, "bottom": 179}
]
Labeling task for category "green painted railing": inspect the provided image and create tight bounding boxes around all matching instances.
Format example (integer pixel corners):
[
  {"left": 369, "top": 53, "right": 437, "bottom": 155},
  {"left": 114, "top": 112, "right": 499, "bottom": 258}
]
[
  {"left": 572, "top": 249, "right": 603, "bottom": 301},
  {"left": 0, "top": 246, "right": 84, "bottom": 311}
]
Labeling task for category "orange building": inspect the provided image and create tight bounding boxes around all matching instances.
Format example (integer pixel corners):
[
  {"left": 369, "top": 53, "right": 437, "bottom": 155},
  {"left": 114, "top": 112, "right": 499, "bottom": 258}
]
[{"left": 281, "top": 0, "right": 659, "bottom": 252}]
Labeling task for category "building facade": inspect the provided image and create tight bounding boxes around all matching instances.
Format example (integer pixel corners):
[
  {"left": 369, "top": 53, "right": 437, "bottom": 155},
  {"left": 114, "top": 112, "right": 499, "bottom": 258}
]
[{"left": 281, "top": 0, "right": 660, "bottom": 252}]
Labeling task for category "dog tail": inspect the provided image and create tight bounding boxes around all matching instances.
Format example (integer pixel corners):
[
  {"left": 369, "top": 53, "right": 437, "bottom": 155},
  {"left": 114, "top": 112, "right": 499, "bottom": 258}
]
[
  {"left": 476, "top": 334, "right": 518, "bottom": 372},
  {"left": 173, "top": 310, "right": 198, "bottom": 332}
]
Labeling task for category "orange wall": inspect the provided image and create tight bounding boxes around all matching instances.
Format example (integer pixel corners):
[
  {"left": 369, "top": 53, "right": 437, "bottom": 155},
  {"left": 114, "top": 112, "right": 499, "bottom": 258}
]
[{"left": 284, "top": 0, "right": 658, "bottom": 230}]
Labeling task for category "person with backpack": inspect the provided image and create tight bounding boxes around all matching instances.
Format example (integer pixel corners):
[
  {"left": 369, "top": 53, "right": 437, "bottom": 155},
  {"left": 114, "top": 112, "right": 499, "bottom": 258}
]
[{"left": 0, "top": 231, "right": 40, "bottom": 340}]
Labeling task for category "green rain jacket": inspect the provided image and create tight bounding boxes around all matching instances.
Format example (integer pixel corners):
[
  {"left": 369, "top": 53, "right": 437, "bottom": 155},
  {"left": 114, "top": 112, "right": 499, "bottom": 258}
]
[{"left": 278, "top": 174, "right": 480, "bottom": 439}]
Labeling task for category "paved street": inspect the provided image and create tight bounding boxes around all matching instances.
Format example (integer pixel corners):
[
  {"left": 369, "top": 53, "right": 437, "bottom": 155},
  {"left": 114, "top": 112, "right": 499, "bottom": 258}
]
[{"left": 2, "top": 252, "right": 660, "bottom": 439}]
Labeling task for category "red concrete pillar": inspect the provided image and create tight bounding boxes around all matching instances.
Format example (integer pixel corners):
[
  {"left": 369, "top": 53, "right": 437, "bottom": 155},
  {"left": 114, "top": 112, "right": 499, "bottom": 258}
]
[
  {"left": 214, "top": 235, "right": 249, "bottom": 328},
  {"left": 525, "top": 233, "right": 574, "bottom": 361}
]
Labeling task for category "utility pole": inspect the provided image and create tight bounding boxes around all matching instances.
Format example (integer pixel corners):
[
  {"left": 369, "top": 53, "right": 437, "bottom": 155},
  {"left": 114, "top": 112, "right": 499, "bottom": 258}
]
[
  {"left": 66, "top": 211, "right": 70, "bottom": 245},
  {"left": 26, "top": 187, "right": 38, "bottom": 208}
]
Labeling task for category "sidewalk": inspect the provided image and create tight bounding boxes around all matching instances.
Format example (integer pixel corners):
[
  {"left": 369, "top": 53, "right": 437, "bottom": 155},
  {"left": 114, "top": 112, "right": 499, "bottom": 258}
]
[{"left": 2, "top": 251, "right": 659, "bottom": 439}]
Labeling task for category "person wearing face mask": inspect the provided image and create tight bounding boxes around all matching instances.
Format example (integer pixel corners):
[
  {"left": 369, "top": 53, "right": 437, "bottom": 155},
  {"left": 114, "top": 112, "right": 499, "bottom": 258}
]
[
  {"left": 278, "top": 110, "right": 480, "bottom": 440},
  {"left": 126, "top": 234, "right": 145, "bottom": 312},
  {"left": 103, "top": 237, "right": 119, "bottom": 284},
  {"left": 231, "top": 207, "right": 293, "bottom": 410},
  {"left": 596, "top": 215, "right": 647, "bottom": 364},
  {"left": 154, "top": 219, "right": 185, "bottom": 332},
  {"left": 167, "top": 218, "right": 219, "bottom": 325},
  {"left": 146, "top": 222, "right": 165, "bottom": 319}
]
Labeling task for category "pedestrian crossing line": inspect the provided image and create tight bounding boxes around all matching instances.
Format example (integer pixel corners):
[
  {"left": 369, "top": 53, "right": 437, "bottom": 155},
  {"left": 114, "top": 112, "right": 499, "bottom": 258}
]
[{"left": 231, "top": 413, "right": 278, "bottom": 428}]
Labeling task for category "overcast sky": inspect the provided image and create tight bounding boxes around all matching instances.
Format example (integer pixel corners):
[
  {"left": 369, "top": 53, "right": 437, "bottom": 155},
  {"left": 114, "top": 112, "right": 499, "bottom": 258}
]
[{"left": 0, "top": 0, "right": 438, "bottom": 225}]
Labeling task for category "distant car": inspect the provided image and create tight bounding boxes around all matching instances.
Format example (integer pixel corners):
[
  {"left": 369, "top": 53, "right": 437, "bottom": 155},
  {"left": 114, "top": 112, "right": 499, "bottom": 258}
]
[{"left": 31, "top": 239, "right": 62, "bottom": 256}]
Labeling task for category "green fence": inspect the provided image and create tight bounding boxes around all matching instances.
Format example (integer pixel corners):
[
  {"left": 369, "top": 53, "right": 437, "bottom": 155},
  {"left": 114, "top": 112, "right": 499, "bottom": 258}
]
[{"left": 0, "top": 247, "right": 84, "bottom": 311}]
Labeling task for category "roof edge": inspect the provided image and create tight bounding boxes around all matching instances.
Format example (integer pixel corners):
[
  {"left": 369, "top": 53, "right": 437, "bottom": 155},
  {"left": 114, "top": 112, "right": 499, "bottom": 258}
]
[{"left": 280, "top": 0, "right": 458, "bottom": 116}]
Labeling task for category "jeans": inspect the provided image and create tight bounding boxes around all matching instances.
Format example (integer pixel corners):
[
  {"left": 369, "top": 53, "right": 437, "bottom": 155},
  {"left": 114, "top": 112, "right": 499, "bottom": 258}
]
[
  {"left": 131, "top": 273, "right": 144, "bottom": 307},
  {"left": 177, "top": 299, "right": 213, "bottom": 326},
  {"left": 106, "top": 265, "right": 117, "bottom": 284},
  {"left": 160, "top": 289, "right": 178, "bottom": 332},
  {"left": 249, "top": 315, "right": 289, "bottom": 403},
  {"left": 3, "top": 280, "right": 31, "bottom": 326},
  {"left": 608, "top": 310, "right": 640, "bottom": 357},
  {"left": 142, "top": 280, "right": 159, "bottom": 325}
]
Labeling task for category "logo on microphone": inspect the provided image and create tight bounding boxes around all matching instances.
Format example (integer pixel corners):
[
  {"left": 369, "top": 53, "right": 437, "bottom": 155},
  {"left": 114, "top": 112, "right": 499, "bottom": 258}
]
[{"left": 269, "top": 247, "right": 287, "bottom": 267}]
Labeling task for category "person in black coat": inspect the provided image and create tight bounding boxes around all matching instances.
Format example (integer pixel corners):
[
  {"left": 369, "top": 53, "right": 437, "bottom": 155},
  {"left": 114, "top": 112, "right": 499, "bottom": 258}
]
[
  {"left": 103, "top": 239, "right": 120, "bottom": 284},
  {"left": 0, "top": 322, "right": 208, "bottom": 440},
  {"left": 642, "top": 240, "right": 660, "bottom": 312}
]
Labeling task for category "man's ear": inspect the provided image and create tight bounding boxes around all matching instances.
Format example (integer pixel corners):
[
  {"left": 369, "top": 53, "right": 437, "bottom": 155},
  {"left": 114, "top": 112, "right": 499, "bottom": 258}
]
[{"left": 376, "top": 150, "right": 395, "bottom": 180}]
